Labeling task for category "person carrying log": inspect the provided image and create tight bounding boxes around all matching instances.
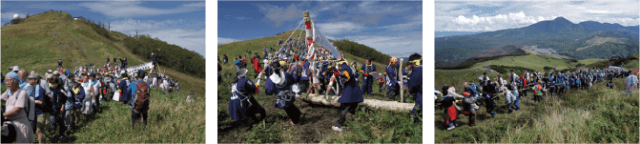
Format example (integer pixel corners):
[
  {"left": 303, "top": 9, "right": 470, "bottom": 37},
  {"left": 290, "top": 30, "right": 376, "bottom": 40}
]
[{"left": 332, "top": 59, "right": 364, "bottom": 132}]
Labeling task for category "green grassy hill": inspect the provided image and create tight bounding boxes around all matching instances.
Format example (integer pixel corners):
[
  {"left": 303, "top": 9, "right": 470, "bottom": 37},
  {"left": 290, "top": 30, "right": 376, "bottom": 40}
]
[
  {"left": 1, "top": 11, "right": 204, "bottom": 143},
  {"left": 434, "top": 52, "right": 639, "bottom": 143},
  {"left": 1, "top": 11, "right": 205, "bottom": 96},
  {"left": 218, "top": 30, "right": 421, "bottom": 143}
]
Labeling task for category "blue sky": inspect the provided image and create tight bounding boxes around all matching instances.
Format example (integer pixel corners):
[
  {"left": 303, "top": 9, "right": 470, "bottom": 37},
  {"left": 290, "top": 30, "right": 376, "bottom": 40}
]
[
  {"left": 436, "top": 0, "right": 640, "bottom": 36},
  {"left": 218, "top": 1, "right": 422, "bottom": 58},
  {"left": 1, "top": 0, "right": 206, "bottom": 57}
]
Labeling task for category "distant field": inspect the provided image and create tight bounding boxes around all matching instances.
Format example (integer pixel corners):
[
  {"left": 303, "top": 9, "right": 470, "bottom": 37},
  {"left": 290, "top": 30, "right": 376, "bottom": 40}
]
[{"left": 435, "top": 53, "right": 594, "bottom": 90}]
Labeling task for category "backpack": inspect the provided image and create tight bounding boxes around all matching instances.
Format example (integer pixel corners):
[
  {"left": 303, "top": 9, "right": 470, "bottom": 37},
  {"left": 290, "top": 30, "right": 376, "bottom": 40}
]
[
  {"left": 534, "top": 84, "right": 543, "bottom": 95},
  {"left": 35, "top": 86, "right": 54, "bottom": 114},
  {"left": 133, "top": 82, "right": 150, "bottom": 112},
  {"left": 14, "top": 89, "right": 35, "bottom": 132}
]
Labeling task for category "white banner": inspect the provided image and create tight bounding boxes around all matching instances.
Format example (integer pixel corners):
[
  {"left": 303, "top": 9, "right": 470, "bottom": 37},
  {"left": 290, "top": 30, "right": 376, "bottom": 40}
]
[
  {"left": 312, "top": 22, "right": 341, "bottom": 58},
  {"left": 609, "top": 66, "right": 623, "bottom": 70},
  {"left": 125, "top": 62, "right": 154, "bottom": 73}
]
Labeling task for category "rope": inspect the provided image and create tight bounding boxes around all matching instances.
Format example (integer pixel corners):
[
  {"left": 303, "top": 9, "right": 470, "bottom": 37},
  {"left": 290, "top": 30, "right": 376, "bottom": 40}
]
[{"left": 278, "top": 19, "right": 304, "bottom": 52}]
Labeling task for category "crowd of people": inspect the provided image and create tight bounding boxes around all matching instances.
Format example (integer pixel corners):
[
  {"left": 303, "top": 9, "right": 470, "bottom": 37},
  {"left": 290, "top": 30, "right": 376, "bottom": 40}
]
[
  {"left": 1, "top": 57, "right": 178, "bottom": 143},
  {"left": 220, "top": 38, "right": 423, "bottom": 132},
  {"left": 437, "top": 67, "right": 639, "bottom": 131}
]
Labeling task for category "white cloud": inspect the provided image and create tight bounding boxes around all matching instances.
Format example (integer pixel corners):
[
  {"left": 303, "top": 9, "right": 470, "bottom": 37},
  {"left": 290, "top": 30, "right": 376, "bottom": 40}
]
[
  {"left": 218, "top": 37, "right": 242, "bottom": 45},
  {"left": 78, "top": 1, "right": 204, "bottom": 18},
  {"left": 315, "top": 21, "right": 365, "bottom": 35},
  {"left": 354, "top": 1, "right": 413, "bottom": 15},
  {"left": 380, "top": 14, "right": 422, "bottom": 31},
  {"left": 148, "top": 29, "right": 206, "bottom": 57},
  {"left": 436, "top": 1, "right": 640, "bottom": 31},
  {"left": 24, "top": 2, "right": 82, "bottom": 11},
  {"left": 110, "top": 19, "right": 205, "bottom": 57},
  {"left": 256, "top": 3, "right": 304, "bottom": 27},
  {"left": 340, "top": 34, "right": 422, "bottom": 57},
  {"left": 109, "top": 18, "right": 182, "bottom": 32},
  {"left": 318, "top": 2, "right": 344, "bottom": 12},
  {"left": 181, "top": 2, "right": 206, "bottom": 8}
]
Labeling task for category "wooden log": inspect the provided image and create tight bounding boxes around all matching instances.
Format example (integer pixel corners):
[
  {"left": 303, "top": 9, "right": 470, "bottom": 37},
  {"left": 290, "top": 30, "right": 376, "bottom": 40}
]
[{"left": 302, "top": 93, "right": 415, "bottom": 112}]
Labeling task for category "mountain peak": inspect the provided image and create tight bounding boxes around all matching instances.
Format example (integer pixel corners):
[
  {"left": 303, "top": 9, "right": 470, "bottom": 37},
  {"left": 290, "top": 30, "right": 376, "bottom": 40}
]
[{"left": 553, "top": 17, "right": 571, "bottom": 23}]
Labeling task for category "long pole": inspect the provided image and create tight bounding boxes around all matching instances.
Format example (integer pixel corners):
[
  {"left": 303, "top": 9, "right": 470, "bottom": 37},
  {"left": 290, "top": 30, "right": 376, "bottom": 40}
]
[{"left": 399, "top": 58, "right": 404, "bottom": 102}]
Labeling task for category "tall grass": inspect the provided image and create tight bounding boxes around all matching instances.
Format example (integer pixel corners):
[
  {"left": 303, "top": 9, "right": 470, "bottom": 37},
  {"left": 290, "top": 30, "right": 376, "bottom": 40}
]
[
  {"left": 321, "top": 106, "right": 422, "bottom": 143},
  {"left": 435, "top": 78, "right": 639, "bottom": 143},
  {"left": 43, "top": 89, "right": 205, "bottom": 143}
]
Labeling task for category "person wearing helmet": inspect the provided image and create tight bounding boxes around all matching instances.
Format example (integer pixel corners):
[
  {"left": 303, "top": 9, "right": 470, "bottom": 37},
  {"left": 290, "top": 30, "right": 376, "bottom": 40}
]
[
  {"left": 267, "top": 60, "right": 302, "bottom": 125},
  {"left": 385, "top": 57, "right": 401, "bottom": 100},
  {"left": 332, "top": 59, "right": 364, "bottom": 131}
]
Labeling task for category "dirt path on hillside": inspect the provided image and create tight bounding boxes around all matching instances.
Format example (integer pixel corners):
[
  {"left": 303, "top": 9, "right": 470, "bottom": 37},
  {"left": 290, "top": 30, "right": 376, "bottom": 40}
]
[
  {"left": 218, "top": 96, "right": 346, "bottom": 143},
  {"left": 66, "top": 32, "right": 90, "bottom": 61},
  {"left": 68, "top": 32, "right": 99, "bottom": 64}
]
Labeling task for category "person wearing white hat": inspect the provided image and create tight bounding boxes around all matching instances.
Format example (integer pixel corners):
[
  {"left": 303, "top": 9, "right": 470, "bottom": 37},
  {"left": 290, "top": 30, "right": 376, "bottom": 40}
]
[
  {"left": 12, "top": 66, "right": 20, "bottom": 73},
  {"left": 27, "top": 71, "right": 50, "bottom": 143}
]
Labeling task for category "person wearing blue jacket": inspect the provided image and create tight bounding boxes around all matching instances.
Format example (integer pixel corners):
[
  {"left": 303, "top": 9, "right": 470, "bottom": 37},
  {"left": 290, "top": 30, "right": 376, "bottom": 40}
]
[
  {"left": 407, "top": 54, "right": 422, "bottom": 123},
  {"left": 70, "top": 77, "right": 85, "bottom": 129},
  {"left": 385, "top": 57, "right": 400, "bottom": 100},
  {"left": 229, "top": 68, "right": 266, "bottom": 123},
  {"left": 263, "top": 65, "right": 276, "bottom": 95},
  {"left": 268, "top": 61, "right": 301, "bottom": 125},
  {"left": 49, "top": 77, "right": 67, "bottom": 139},
  {"left": 234, "top": 57, "right": 243, "bottom": 71},
  {"left": 130, "top": 70, "right": 151, "bottom": 130},
  {"left": 118, "top": 73, "right": 131, "bottom": 104},
  {"left": 300, "top": 59, "right": 310, "bottom": 93},
  {"left": 332, "top": 59, "right": 364, "bottom": 131},
  {"left": 360, "top": 58, "right": 377, "bottom": 97}
]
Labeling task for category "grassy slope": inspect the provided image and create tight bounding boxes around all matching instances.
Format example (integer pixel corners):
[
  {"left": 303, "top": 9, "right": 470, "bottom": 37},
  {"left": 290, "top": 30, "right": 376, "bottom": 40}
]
[
  {"left": 434, "top": 79, "right": 638, "bottom": 143},
  {"left": 1, "top": 12, "right": 205, "bottom": 96},
  {"left": 1, "top": 11, "right": 204, "bottom": 142},
  {"left": 434, "top": 53, "right": 639, "bottom": 143},
  {"left": 217, "top": 30, "right": 421, "bottom": 143}
]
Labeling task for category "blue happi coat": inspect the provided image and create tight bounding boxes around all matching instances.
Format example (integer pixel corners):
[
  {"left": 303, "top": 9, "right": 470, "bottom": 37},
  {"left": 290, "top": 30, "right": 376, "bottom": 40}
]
[
  {"left": 271, "top": 71, "right": 296, "bottom": 109},
  {"left": 119, "top": 79, "right": 131, "bottom": 102},
  {"left": 229, "top": 78, "right": 257, "bottom": 120},
  {"left": 291, "top": 64, "right": 302, "bottom": 83},
  {"left": 264, "top": 67, "right": 276, "bottom": 95},
  {"left": 360, "top": 63, "right": 377, "bottom": 94},
  {"left": 409, "top": 65, "right": 422, "bottom": 114},
  {"left": 301, "top": 61, "right": 310, "bottom": 81},
  {"left": 385, "top": 64, "right": 400, "bottom": 91},
  {"left": 337, "top": 64, "right": 364, "bottom": 104}
]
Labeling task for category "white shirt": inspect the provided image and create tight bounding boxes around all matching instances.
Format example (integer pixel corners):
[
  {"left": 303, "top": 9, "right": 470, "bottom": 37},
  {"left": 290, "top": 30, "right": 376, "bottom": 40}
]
[{"left": 90, "top": 80, "right": 101, "bottom": 97}]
